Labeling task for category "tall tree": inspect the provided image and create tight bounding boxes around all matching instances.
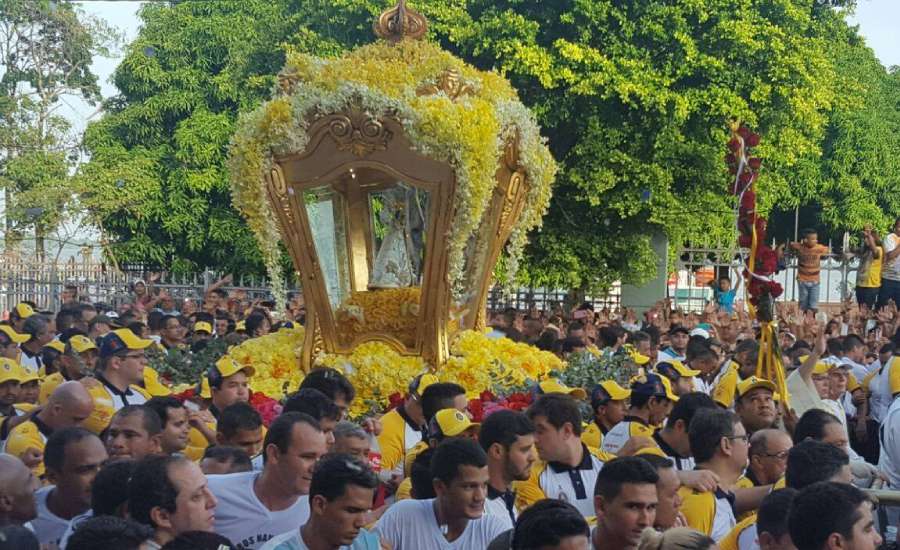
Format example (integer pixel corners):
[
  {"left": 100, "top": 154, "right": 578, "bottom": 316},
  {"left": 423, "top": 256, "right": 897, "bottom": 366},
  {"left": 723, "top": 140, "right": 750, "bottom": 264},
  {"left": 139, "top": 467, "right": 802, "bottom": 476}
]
[
  {"left": 82, "top": 0, "right": 900, "bottom": 291},
  {"left": 0, "top": 0, "right": 118, "bottom": 258}
]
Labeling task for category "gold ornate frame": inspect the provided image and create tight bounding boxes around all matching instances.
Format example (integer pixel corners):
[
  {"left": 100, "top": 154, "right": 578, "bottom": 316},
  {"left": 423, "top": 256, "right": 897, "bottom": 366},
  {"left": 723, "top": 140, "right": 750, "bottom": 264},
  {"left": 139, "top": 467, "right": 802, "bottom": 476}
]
[{"left": 264, "top": 108, "right": 457, "bottom": 368}]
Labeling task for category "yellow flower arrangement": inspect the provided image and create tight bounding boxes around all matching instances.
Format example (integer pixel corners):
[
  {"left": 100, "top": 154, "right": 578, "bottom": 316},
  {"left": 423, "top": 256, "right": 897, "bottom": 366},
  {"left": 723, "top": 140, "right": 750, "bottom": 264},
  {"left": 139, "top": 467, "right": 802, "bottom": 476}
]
[
  {"left": 229, "top": 39, "right": 557, "bottom": 305},
  {"left": 335, "top": 287, "right": 423, "bottom": 347},
  {"left": 230, "top": 326, "right": 307, "bottom": 398},
  {"left": 227, "top": 326, "right": 564, "bottom": 419}
]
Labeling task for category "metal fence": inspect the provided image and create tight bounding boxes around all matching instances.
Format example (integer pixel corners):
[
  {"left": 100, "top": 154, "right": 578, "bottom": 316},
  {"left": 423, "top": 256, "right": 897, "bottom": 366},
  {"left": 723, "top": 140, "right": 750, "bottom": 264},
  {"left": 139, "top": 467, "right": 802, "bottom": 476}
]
[
  {"left": 0, "top": 255, "right": 291, "bottom": 313},
  {"left": 671, "top": 246, "right": 859, "bottom": 313},
  {"left": 0, "top": 244, "right": 865, "bottom": 315}
]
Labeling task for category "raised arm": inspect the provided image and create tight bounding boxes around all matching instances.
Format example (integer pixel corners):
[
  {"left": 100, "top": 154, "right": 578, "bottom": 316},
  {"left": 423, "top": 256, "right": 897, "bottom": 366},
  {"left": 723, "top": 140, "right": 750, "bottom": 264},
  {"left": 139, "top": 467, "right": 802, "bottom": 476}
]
[{"left": 798, "top": 322, "right": 827, "bottom": 383}]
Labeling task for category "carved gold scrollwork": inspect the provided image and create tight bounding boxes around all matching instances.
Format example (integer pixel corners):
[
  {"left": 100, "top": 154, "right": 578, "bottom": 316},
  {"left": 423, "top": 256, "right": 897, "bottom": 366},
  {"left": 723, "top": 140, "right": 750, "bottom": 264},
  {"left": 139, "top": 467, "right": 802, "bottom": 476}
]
[
  {"left": 266, "top": 166, "right": 287, "bottom": 197},
  {"left": 497, "top": 172, "right": 525, "bottom": 236},
  {"left": 326, "top": 111, "right": 394, "bottom": 157},
  {"left": 417, "top": 68, "right": 475, "bottom": 102},
  {"left": 503, "top": 132, "right": 520, "bottom": 171},
  {"left": 311, "top": 323, "right": 325, "bottom": 356},
  {"left": 374, "top": 0, "right": 427, "bottom": 43}
]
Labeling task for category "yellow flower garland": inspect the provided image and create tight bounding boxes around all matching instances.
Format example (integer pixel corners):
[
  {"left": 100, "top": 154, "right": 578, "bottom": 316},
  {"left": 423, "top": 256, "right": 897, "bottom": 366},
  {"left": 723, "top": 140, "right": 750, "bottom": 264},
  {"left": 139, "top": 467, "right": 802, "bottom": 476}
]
[
  {"left": 229, "top": 40, "right": 557, "bottom": 304},
  {"left": 231, "top": 326, "right": 564, "bottom": 419}
]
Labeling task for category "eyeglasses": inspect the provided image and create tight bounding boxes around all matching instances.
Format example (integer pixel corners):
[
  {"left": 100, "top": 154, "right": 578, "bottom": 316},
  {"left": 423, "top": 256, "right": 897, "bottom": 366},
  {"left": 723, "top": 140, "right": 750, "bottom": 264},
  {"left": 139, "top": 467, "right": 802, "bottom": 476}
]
[
  {"left": 725, "top": 434, "right": 750, "bottom": 443},
  {"left": 762, "top": 450, "right": 790, "bottom": 460}
]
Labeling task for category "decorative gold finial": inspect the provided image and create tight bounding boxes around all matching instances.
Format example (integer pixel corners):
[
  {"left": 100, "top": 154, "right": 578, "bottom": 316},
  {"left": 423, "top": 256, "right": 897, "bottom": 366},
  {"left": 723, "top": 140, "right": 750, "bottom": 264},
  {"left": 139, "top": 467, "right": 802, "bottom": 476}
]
[{"left": 374, "top": 0, "right": 428, "bottom": 43}]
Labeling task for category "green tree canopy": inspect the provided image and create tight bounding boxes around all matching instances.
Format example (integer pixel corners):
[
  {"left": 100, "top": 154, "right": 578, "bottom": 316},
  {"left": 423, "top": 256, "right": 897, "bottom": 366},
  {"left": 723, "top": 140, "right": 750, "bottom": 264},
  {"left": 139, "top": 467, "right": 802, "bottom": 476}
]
[{"left": 81, "top": 0, "right": 900, "bottom": 291}]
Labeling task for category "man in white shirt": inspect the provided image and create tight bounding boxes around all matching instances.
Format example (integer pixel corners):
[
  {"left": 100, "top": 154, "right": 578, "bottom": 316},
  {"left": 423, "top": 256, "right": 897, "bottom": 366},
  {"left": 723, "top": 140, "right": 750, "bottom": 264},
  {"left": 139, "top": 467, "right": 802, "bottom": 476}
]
[
  {"left": 477, "top": 410, "right": 536, "bottom": 530},
  {"left": 128, "top": 454, "right": 217, "bottom": 548},
  {"left": 35, "top": 427, "right": 108, "bottom": 547},
  {"left": 658, "top": 326, "right": 689, "bottom": 363},
  {"left": 786, "top": 325, "right": 830, "bottom": 420},
  {"left": 208, "top": 411, "right": 328, "bottom": 549},
  {"left": 261, "top": 454, "right": 383, "bottom": 550},
  {"left": 376, "top": 438, "right": 507, "bottom": 549}
]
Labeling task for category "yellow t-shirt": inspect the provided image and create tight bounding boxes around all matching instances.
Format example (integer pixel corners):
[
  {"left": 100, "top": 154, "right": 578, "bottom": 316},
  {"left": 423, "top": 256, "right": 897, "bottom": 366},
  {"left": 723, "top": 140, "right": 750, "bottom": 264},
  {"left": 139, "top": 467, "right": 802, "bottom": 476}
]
[
  {"left": 719, "top": 514, "right": 758, "bottom": 550},
  {"left": 5, "top": 419, "right": 50, "bottom": 478},
  {"left": 859, "top": 247, "right": 883, "bottom": 288},
  {"left": 378, "top": 408, "right": 422, "bottom": 474},
  {"left": 581, "top": 421, "right": 606, "bottom": 449},
  {"left": 713, "top": 363, "right": 741, "bottom": 408},
  {"left": 679, "top": 485, "right": 737, "bottom": 542}
]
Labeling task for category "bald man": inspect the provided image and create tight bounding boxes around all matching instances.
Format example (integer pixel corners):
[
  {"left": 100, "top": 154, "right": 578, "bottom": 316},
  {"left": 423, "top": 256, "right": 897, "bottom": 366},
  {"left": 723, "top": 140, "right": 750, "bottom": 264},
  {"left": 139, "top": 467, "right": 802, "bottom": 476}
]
[
  {"left": 0, "top": 454, "right": 39, "bottom": 526},
  {"left": 5, "top": 381, "right": 94, "bottom": 477},
  {"left": 742, "top": 429, "right": 794, "bottom": 488}
]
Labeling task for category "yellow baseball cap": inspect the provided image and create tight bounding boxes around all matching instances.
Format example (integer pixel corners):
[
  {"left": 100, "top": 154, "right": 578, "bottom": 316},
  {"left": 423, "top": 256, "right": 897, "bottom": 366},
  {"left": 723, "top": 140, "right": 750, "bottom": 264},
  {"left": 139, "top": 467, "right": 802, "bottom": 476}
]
[
  {"left": 737, "top": 376, "right": 777, "bottom": 398},
  {"left": 0, "top": 325, "right": 29, "bottom": 344},
  {"left": 799, "top": 355, "right": 832, "bottom": 376},
  {"left": 69, "top": 335, "right": 98, "bottom": 354},
  {"left": 84, "top": 383, "right": 115, "bottom": 435},
  {"left": 143, "top": 367, "right": 172, "bottom": 397},
  {"left": 590, "top": 381, "right": 631, "bottom": 405},
  {"left": 99, "top": 329, "right": 153, "bottom": 358},
  {"left": 0, "top": 358, "right": 23, "bottom": 384},
  {"left": 630, "top": 373, "right": 679, "bottom": 402},
  {"left": 194, "top": 321, "right": 213, "bottom": 334},
  {"left": 847, "top": 373, "right": 861, "bottom": 393},
  {"left": 14, "top": 362, "right": 40, "bottom": 384},
  {"left": 235, "top": 321, "right": 246, "bottom": 332},
  {"left": 430, "top": 408, "right": 480, "bottom": 438},
  {"left": 43, "top": 340, "right": 66, "bottom": 354},
  {"left": 890, "top": 361, "right": 900, "bottom": 396},
  {"left": 199, "top": 376, "right": 212, "bottom": 399},
  {"left": 656, "top": 360, "right": 701, "bottom": 379},
  {"left": 635, "top": 446, "right": 668, "bottom": 459},
  {"left": 538, "top": 378, "right": 587, "bottom": 400},
  {"left": 14, "top": 303, "right": 34, "bottom": 319},
  {"left": 215, "top": 356, "right": 256, "bottom": 378},
  {"left": 628, "top": 348, "right": 651, "bottom": 366}
]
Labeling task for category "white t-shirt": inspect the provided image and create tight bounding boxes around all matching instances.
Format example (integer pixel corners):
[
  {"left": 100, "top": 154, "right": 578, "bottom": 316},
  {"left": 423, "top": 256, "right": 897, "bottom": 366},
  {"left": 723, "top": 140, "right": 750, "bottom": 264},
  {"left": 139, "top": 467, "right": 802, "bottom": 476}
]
[
  {"left": 870, "top": 358, "right": 895, "bottom": 423},
  {"left": 207, "top": 471, "right": 310, "bottom": 550},
  {"left": 883, "top": 233, "right": 900, "bottom": 282},
  {"left": 878, "top": 396, "right": 900, "bottom": 490},
  {"left": 59, "top": 510, "right": 93, "bottom": 549},
  {"left": 260, "top": 528, "right": 381, "bottom": 550},
  {"left": 32, "top": 485, "right": 75, "bottom": 547},
  {"left": 375, "top": 498, "right": 507, "bottom": 550}
]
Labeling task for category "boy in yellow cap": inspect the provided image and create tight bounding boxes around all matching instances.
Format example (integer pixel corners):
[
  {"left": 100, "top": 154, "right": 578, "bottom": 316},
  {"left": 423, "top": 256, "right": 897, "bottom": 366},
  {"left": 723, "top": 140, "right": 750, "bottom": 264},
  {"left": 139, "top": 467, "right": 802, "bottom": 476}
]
[
  {"left": 711, "top": 339, "right": 759, "bottom": 408},
  {"left": 14, "top": 363, "right": 41, "bottom": 405},
  {"left": 9, "top": 302, "right": 34, "bottom": 332},
  {"left": 656, "top": 361, "right": 702, "bottom": 397},
  {"left": 534, "top": 378, "right": 587, "bottom": 400},
  {"left": 582, "top": 381, "right": 630, "bottom": 449},
  {"left": 378, "top": 373, "right": 437, "bottom": 476},
  {"left": 601, "top": 373, "right": 678, "bottom": 455},
  {"left": 0, "top": 324, "right": 29, "bottom": 360},
  {"left": 0, "top": 357, "right": 24, "bottom": 423},
  {"left": 39, "top": 334, "right": 98, "bottom": 404},
  {"left": 208, "top": 356, "right": 255, "bottom": 418}
]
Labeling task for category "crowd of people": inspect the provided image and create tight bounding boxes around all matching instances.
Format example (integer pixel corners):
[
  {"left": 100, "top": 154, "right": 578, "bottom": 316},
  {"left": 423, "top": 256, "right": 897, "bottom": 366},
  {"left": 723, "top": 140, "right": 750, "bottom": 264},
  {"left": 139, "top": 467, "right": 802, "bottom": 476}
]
[{"left": 0, "top": 269, "right": 898, "bottom": 550}]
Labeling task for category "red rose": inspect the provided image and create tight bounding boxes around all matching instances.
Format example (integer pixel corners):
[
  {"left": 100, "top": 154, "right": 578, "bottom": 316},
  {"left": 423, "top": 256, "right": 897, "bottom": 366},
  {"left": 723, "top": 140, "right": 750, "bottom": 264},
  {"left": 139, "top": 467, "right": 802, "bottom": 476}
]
[
  {"left": 746, "top": 133, "right": 761, "bottom": 147},
  {"left": 738, "top": 126, "right": 753, "bottom": 140},
  {"left": 728, "top": 138, "right": 742, "bottom": 152},
  {"left": 748, "top": 157, "right": 762, "bottom": 170}
]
